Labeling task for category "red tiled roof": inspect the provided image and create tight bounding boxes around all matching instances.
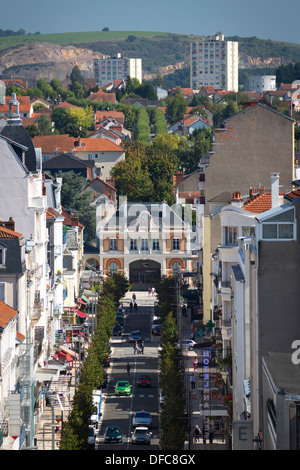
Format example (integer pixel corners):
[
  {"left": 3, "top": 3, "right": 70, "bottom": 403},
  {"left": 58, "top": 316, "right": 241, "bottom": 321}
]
[
  {"left": 73, "top": 137, "right": 123, "bottom": 152},
  {"left": 0, "top": 226, "right": 23, "bottom": 238},
  {"left": 0, "top": 301, "right": 18, "bottom": 329},
  {"left": 243, "top": 192, "right": 284, "bottom": 213},
  {"left": 33, "top": 134, "right": 75, "bottom": 153},
  {"left": 87, "top": 90, "right": 117, "bottom": 103}
]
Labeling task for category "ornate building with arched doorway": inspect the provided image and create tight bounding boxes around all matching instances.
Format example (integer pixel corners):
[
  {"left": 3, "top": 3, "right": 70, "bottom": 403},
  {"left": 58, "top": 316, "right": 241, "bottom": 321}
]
[{"left": 96, "top": 199, "right": 196, "bottom": 290}]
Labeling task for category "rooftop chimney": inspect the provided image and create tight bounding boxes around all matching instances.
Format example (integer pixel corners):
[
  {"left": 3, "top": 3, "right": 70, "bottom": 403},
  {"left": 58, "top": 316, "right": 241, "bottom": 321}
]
[
  {"left": 271, "top": 172, "right": 280, "bottom": 208},
  {"left": 231, "top": 191, "right": 243, "bottom": 208}
]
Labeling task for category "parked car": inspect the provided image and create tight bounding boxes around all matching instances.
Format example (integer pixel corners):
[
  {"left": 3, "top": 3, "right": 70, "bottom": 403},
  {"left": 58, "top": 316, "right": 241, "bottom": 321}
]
[
  {"left": 136, "top": 374, "right": 151, "bottom": 387},
  {"left": 115, "top": 315, "right": 125, "bottom": 326},
  {"left": 128, "top": 330, "right": 143, "bottom": 342},
  {"left": 90, "top": 390, "right": 102, "bottom": 428},
  {"left": 97, "top": 372, "right": 108, "bottom": 390},
  {"left": 131, "top": 427, "right": 152, "bottom": 445},
  {"left": 159, "top": 389, "right": 166, "bottom": 407},
  {"left": 114, "top": 380, "right": 132, "bottom": 396},
  {"left": 132, "top": 411, "right": 153, "bottom": 428},
  {"left": 113, "top": 323, "right": 123, "bottom": 336},
  {"left": 104, "top": 426, "right": 122, "bottom": 443},
  {"left": 152, "top": 323, "right": 162, "bottom": 335},
  {"left": 87, "top": 425, "right": 96, "bottom": 449},
  {"left": 103, "top": 356, "right": 110, "bottom": 367},
  {"left": 177, "top": 339, "right": 197, "bottom": 351}
]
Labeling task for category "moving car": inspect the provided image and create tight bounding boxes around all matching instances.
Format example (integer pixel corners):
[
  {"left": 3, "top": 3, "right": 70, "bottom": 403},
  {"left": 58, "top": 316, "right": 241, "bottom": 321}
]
[
  {"left": 132, "top": 411, "right": 153, "bottom": 428},
  {"left": 131, "top": 427, "right": 152, "bottom": 445},
  {"left": 136, "top": 374, "right": 151, "bottom": 387},
  {"left": 177, "top": 339, "right": 197, "bottom": 351},
  {"left": 115, "top": 380, "right": 132, "bottom": 396},
  {"left": 128, "top": 330, "right": 143, "bottom": 342},
  {"left": 104, "top": 426, "right": 122, "bottom": 443}
]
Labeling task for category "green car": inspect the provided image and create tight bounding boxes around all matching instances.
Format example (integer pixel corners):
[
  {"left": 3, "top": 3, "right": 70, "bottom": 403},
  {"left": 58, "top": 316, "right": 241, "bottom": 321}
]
[
  {"left": 104, "top": 426, "right": 122, "bottom": 443},
  {"left": 114, "top": 380, "right": 132, "bottom": 396}
]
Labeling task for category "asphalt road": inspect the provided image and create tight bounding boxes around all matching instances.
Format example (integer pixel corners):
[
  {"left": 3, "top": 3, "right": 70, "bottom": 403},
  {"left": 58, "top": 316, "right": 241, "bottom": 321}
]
[{"left": 96, "top": 304, "right": 160, "bottom": 450}]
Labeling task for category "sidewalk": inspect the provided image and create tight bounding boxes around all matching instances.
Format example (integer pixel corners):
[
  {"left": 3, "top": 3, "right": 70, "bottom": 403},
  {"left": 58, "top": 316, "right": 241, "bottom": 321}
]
[{"left": 180, "top": 310, "right": 227, "bottom": 451}]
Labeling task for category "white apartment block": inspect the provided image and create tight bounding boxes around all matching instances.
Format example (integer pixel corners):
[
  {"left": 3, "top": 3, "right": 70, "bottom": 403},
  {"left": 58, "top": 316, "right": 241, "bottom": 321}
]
[
  {"left": 248, "top": 75, "right": 276, "bottom": 93},
  {"left": 190, "top": 33, "right": 239, "bottom": 92},
  {"left": 94, "top": 53, "right": 142, "bottom": 87}
]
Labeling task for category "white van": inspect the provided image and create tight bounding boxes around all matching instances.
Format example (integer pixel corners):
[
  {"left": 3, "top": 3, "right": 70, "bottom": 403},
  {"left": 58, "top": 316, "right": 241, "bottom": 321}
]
[{"left": 90, "top": 390, "right": 102, "bottom": 428}]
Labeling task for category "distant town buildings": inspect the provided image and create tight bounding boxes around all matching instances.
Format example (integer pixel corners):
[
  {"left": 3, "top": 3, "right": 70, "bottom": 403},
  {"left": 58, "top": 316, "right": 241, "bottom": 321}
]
[
  {"left": 94, "top": 53, "right": 142, "bottom": 87},
  {"left": 248, "top": 75, "right": 276, "bottom": 92},
  {"left": 190, "top": 33, "right": 239, "bottom": 92}
]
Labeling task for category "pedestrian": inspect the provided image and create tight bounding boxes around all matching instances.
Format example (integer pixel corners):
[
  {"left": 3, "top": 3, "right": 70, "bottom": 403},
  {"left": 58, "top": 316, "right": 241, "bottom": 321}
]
[
  {"left": 151, "top": 287, "right": 155, "bottom": 296},
  {"left": 134, "top": 302, "right": 138, "bottom": 312},
  {"left": 148, "top": 287, "right": 151, "bottom": 296},
  {"left": 193, "top": 425, "right": 201, "bottom": 443},
  {"left": 141, "top": 340, "right": 144, "bottom": 354},
  {"left": 190, "top": 373, "right": 196, "bottom": 389},
  {"left": 202, "top": 423, "right": 207, "bottom": 444},
  {"left": 132, "top": 293, "right": 136, "bottom": 302},
  {"left": 209, "top": 425, "right": 215, "bottom": 444},
  {"left": 130, "top": 301, "right": 133, "bottom": 312},
  {"left": 125, "top": 362, "right": 131, "bottom": 376},
  {"left": 193, "top": 356, "right": 198, "bottom": 371},
  {"left": 133, "top": 341, "right": 137, "bottom": 354}
]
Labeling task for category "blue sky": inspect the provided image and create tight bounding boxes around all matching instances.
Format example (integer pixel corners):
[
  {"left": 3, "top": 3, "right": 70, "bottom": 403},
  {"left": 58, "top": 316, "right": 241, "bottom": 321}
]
[{"left": 3, "top": 0, "right": 300, "bottom": 44}]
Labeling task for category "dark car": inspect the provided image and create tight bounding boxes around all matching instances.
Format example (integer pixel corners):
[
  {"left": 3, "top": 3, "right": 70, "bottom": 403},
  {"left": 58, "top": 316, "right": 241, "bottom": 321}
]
[
  {"left": 136, "top": 374, "right": 151, "bottom": 387},
  {"left": 104, "top": 426, "right": 122, "bottom": 443},
  {"left": 128, "top": 330, "right": 143, "bottom": 342},
  {"left": 103, "top": 356, "right": 110, "bottom": 367},
  {"left": 116, "top": 314, "right": 125, "bottom": 326},
  {"left": 113, "top": 323, "right": 123, "bottom": 336},
  {"left": 152, "top": 323, "right": 162, "bottom": 336}
]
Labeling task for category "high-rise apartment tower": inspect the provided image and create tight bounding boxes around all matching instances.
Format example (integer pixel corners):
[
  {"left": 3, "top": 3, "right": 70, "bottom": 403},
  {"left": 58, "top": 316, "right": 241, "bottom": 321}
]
[
  {"left": 94, "top": 53, "right": 142, "bottom": 87},
  {"left": 190, "top": 33, "right": 238, "bottom": 92}
]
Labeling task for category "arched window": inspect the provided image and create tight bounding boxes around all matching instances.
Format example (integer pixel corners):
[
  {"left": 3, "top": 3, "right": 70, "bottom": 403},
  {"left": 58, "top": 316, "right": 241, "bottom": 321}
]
[
  {"left": 172, "top": 261, "right": 181, "bottom": 275},
  {"left": 109, "top": 262, "right": 118, "bottom": 274}
]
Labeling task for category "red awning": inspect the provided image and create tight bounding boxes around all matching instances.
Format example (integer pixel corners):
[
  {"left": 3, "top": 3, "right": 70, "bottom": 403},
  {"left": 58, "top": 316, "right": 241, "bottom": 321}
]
[
  {"left": 77, "top": 298, "right": 86, "bottom": 305},
  {"left": 74, "top": 309, "right": 88, "bottom": 318}
]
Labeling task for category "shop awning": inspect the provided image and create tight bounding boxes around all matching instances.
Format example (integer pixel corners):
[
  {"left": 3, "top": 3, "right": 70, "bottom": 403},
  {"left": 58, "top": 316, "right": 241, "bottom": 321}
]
[
  {"left": 81, "top": 295, "right": 90, "bottom": 305},
  {"left": 35, "top": 368, "right": 60, "bottom": 382},
  {"left": 77, "top": 298, "right": 86, "bottom": 305},
  {"left": 60, "top": 345, "right": 79, "bottom": 360},
  {"left": 74, "top": 309, "right": 88, "bottom": 318}
]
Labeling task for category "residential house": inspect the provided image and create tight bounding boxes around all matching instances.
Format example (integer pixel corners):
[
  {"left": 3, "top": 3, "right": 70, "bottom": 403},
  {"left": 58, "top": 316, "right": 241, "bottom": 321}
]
[
  {"left": 201, "top": 101, "right": 295, "bottom": 335},
  {"left": 32, "top": 134, "right": 75, "bottom": 161},
  {"left": 155, "top": 86, "right": 168, "bottom": 100},
  {"left": 168, "top": 113, "right": 211, "bottom": 136},
  {"left": 42, "top": 152, "right": 97, "bottom": 179},
  {"left": 96, "top": 200, "right": 193, "bottom": 290},
  {"left": 198, "top": 86, "right": 216, "bottom": 100},
  {"left": 94, "top": 110, "right": 125, "bottom": 126},
  {"left": 61, "top": 207, "right": 84, "bottom": 316},
  {"left": 214, "top": 173, "right": 300, "bottom": 449},
  {"left": 81, "top": 176, "right": 117, "bottom": 203},
  {"left": 87, "top": 88, "right": 117, "bottom": 103},
  {"left": 262, "top": 352, "right": 300, "bottom": 450},
  {"left": 0, "top": 300, "right": 24, "bottom": 450},
  {"left": 72, "top": 137, "right": 125, "bottom": 180},
  {"left": 0, "top": 101, "right": 50, "bottom": 448}
]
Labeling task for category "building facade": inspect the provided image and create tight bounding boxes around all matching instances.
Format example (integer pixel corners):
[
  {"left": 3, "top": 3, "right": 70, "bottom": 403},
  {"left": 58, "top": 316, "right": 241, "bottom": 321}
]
[
  {"left": 94, "top": 54, "right": 142, "bottom": 87},
  {"left": 96, "top": 199, "right": 194, "bottom": 290},
  {"left": 190, "top": 33, "right": 238, "bottom": 92},
  {"left": 248, "top": 75, "right": 276, "bottom": 93}
]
